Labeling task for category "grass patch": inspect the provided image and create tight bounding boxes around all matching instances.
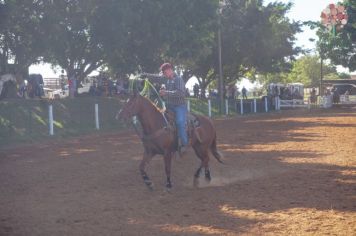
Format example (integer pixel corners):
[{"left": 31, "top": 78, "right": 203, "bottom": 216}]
[{"left": 0, "top": 97, "right": 126, "bottom": 148}]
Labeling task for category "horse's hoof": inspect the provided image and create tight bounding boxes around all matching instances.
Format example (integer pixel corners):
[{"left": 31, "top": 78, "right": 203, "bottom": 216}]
[
  {"left": 146, "top": 184, "right": 154, "bottom": 191},
  {"left": 205, "top": 170, "right": 211, "bottom": 182},
  {"left": 205, "top": 174, "right": 212, "bottom": 182},
  {"left": 144, "top": 180, "right": 154, "bottom": 191},
  {"left": 166, "top": 182, "right": 172, "bottom": 190}
]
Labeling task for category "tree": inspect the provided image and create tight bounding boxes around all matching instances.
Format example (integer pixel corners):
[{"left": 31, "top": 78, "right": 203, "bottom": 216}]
[
  {"left": 95, "top": 0, "right": 218, "bottom": 78},
  {"left": 184, "top": 0, "right": 301, "bottom": 98},
  {"left": 287, "top": 55, "right": 338, "bottom": 87},
  {"left": 258, "top": 55, "right": 343, "bottom": 87},
  {"left": 0, "top": 0, "right": 45, "bottom": 78},
  {"left": 316, "top": 0, "right": 356, "bottom": 71},
  {"left": 41, "top": 0, "right": 105, "bottom": 80}
]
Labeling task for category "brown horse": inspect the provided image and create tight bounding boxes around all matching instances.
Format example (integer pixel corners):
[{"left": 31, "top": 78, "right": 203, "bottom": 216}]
[{"left": 118, "top": 92, "right": 223, "bottom": 190}]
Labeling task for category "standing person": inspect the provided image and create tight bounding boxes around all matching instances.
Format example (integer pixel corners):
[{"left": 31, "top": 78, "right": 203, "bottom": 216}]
[
  {"left": 231, "top": 84, "right": 237, "bottom": 100},
  {"left": 68, "top": 76, "right": 77, "bottom": 98},
  {"left": 159, "top": 63, "right": 188, "bottom": 155},
  {"left": 193, "top": 83, "right": 199, "bottom": 98},
  {"left": 310, "top": 88, "right": 317, "bottom": 104},
  {"left": 242, "top": 86, "right": 248, "bottom": 100}
]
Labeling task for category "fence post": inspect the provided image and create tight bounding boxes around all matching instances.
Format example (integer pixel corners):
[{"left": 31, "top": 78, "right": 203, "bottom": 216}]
[
  {"left": 240, "top": 99, "right": 244, "bottom": 115},
  {"left": 187, "top": 100, "right": 191, "bottom": 112},
  {"left": 28, "top": 108, "right": 32, "bottom": 135},
  {"left": 265, "top": 97, "right": 268, "bottom": 112},
  {"left": 208, "top": 99, "right": 212, "bottom": 117},
  {"left": 48, "top": 104, "right": 54, "bottom": 136},
  {"left": 95, "top": 103, "right": 100, "bottom": 130},
  {"left": 253, "top": 99, "right": 257, "bottom": 113},
  {"left": 225, "top": 99, "right": 229, "bottom": 115}
]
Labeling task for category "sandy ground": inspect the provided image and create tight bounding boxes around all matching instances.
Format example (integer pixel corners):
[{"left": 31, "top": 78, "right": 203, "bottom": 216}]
[{"left": 0, "top": 108, "right": 355, "bottom": 236}]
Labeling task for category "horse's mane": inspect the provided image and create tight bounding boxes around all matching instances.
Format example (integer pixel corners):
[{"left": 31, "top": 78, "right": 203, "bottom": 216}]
[{"left": 139, "top": 95, "right": 165, "bottom": 114}]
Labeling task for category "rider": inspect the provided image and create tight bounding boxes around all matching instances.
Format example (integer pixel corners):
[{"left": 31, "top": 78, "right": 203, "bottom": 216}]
[{"left": 159, "top": 63, "right": 188, "bottom": 155}]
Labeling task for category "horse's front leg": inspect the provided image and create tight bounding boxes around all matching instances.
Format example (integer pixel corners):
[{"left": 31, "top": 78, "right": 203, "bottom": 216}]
[
  {"left": 163, "top": 152, "right": 173, "bottom": 190},
  {"left": 140, "top": 150, "right": 154, "bottom": 190}
]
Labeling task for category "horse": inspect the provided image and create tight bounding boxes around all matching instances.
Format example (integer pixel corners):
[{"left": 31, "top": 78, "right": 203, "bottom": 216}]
[{"left": 117, "top": 91, "right": 223, "bottom": 190}]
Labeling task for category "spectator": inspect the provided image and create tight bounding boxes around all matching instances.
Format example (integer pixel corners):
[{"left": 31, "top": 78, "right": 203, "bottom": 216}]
[
  {"left": 68, "top": 76, "right": 77, "bottom": 98},
  {"left": 37, "top": 74, "right": 44, "bottom": 98},
  {"left": 123, "top": 79, "right": 129, "bottom": 93},
  {"left": 102, "top": 77, "right": 109, "bottom": 96},
  {"left": 332, "top": 88, "right": 340, "bottom": 104},
  {"left": 18, "top": 80, "right": 27, "bottom": 98},
  {"left": 310, "top": 88, "right": 317, "bottom": 104},
  {"left": 193, "top": 83, "right": 199, "bottom": 98},
  {"left": 108, "top": 79, "right": 114, "bottom": 97},
  {"left": 242, "top": 86, "right": 248, "bottom": 100},
  {"left": 231, "top": 85, "right": 236, "bottom": 100},
  {"left": 116, "top": 78, "right": 124, "bottom": 95},
  {"left": 227, "top": 84, "right": 237, "bottom": 100}
]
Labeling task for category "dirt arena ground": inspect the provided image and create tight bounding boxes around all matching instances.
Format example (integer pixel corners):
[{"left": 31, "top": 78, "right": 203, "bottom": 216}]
[{"left": 0, "top": 108, "right": 355, "bottom": 236}]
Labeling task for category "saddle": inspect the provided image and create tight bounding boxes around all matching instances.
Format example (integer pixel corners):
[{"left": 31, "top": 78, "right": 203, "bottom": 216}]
[
  {"left": 164, "top": 111, "right": 202, "bottom": 145},
  {"left": 132, "top": 110, "right": 202, "bottom": 156}
]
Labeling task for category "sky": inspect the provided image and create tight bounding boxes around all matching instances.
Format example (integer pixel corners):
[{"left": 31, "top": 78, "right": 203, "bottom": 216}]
[{"left": 30, "top": 0, "right": 342, "bottom": 88}]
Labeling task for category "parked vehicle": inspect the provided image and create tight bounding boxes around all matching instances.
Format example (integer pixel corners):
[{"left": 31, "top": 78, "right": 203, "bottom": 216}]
[{"left": 331, "top": 84, "right": 356, "bottom": 95}]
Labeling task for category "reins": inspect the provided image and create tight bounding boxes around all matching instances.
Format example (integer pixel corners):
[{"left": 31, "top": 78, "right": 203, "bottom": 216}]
[{"left": 127, "top": 77, "right": 172, "bottom": 143}]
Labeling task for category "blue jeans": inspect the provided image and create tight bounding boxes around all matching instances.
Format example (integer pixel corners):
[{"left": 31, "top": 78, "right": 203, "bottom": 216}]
[{"left": 169, "top": 104, "right": 188, "bottom": 146}]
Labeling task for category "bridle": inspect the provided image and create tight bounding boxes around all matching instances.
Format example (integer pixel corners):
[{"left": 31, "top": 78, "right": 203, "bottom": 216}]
[{"left": 120, "top": 95, "right": 171, "bottom": 143}]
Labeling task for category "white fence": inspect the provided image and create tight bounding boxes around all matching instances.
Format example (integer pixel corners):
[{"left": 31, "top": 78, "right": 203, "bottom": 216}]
[
  {"left": 340, "top": 95, "right": 356, "bottom": 105},
  {"left": 45, "top": 95, "right": 346, "bottom": 136},
  {"left": 320, "top": 95, "right": 333, "bottom": 108},
  {"left": 278, "top": 99, "right": 308, "bottom": 109}
]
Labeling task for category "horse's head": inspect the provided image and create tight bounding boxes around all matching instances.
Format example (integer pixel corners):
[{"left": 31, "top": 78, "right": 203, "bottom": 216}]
[{"left": 116, "top": 92, "right": 142, "bottom": 122}]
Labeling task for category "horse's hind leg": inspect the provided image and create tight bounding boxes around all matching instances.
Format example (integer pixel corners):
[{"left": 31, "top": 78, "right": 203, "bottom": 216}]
[
  {"left": 192, "top": 147, "right": 206, "bottom": 187},
  {"left": 140, "top": 150, "right": 154, "bottom": 190},
  {"left": 204, "top": 168, "right": 211, "bottom": 182},
  {"left": 163, "top": 152, "right": 173, "bottom": 190},
  {"left": 194, "top": 166, "right": 202, "bottom": 178},
  {"left": 201, "top": 150, "right": 211, "bottom": 182}
]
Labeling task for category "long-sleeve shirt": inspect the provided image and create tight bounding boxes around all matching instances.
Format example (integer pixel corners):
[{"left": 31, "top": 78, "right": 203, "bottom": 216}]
[{"left": 164, "top": 74, "right": 186, "bottom": 107}]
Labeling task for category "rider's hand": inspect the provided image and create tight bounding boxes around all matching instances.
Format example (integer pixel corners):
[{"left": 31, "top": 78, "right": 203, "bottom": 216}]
[{"left": 159, "top": 89, "right": 166, "bottom": 96}]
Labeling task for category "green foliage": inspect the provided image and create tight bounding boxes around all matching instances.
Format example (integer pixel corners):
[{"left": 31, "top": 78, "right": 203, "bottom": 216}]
[
  {"left": 0, "top": 0, "right": 45, "bottom": 75},
  {"left": 259, "top": 55, "right": 346, "bottom": 87},
  {"left": 41, "top": 0, "right": 104, "bottom": 80},
  {"left": 288, "top": 55, "right": 337, "bottom": 87},
  {"left": 0, "top": 97, "right": 125, "bottom": 147},
  {"left": 1, "top": 0, "right": 301, "bottom": 88},
  {"left": 93, "top": 0, "right": 218, "bottom": 76},
  {"left": 316, "top": 0, "right": 356, "bottom": 71},
  {"left": 185, "top": 0, "right": 300, "bottom": 97}
]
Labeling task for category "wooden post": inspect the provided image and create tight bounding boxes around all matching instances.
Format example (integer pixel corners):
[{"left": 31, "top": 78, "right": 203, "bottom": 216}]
[
  {"left": 49, "top": 105, "right": 54, "bottom": 136},
  {"left": 95, "top": 103, "right": 100, "bottom": 130},
  {"left": 225, "top": 99, "right": 228, "bottom": 115},
  {"left": 208, "top": 99, "right": 212, "bottom": 117},
  {"left": 265, "top": 97, "right": 268, "bottom": 112},
  {"left": 253, "top": 99, "right": 257, "bottom": 113}
]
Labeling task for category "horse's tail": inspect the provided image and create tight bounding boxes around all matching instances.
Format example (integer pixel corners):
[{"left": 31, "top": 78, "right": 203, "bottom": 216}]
[{"left": 211, "top": 134, "right": 224, "bottom": 164}]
